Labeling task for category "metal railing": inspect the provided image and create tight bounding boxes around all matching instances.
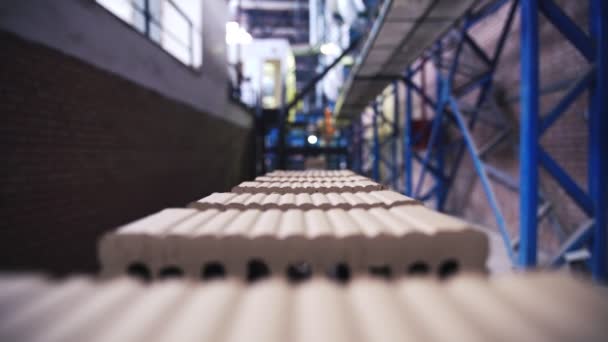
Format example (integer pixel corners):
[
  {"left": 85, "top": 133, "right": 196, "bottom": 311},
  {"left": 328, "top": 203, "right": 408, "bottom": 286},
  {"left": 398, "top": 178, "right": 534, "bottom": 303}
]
[
  {"left": 99, "top": 0, "right": 200, "bottom": 67},
  {"left": 132, "top": 0, "right": 197, "bottom": 67}
]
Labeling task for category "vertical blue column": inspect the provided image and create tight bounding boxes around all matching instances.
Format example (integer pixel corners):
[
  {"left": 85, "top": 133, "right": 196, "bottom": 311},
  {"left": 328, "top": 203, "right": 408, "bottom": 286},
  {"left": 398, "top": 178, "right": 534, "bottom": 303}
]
[
  {"left": 434, "top": 43, "right": 446, "bottom": 211},
  {"left": 346, "top": 124, "right": 353, "bottom": 170},
  {"left": 404, "top": 71, "right": 413, "bottom": 197},
  {"left": 355, "top": 120, "right": 362, "bottom": 174},
  {"left": 590, "top": 0, "right": 607, "bottom": 282},
  {"left": 392, "top": 81, "right": 400, "bottom": 190},
  {"left": 354, "top": 118, "right": 363, "bottom": 174},
  {"left": 519, "top": 0, "right": 540, "bottom": 268},
  {"left": 358, "top": 118, "right": 364, "bottom": 174},
  {"left": 372, "top": 101, "right": 380, "bottom": 182}
]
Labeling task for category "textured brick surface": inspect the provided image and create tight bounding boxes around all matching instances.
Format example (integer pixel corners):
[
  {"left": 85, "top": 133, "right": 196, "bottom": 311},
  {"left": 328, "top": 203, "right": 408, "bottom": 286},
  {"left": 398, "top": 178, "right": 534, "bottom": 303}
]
[
  {"left": 0, "top": 31, "right": 251, "bottom": 274},
  {"left": 1, "top": 272, "right": 607, "bottom": 342}
]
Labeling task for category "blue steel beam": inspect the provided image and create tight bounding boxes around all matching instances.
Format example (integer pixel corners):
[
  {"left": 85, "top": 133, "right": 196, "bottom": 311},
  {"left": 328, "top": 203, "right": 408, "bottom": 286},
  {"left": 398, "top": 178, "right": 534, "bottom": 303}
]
[
  {"left": 365, "top": 94, "right": 401, "bottom": 188},
  {"left": 436, "top": 36, "right": 462, "bottom": 210},
  {"left": 589, "top": 0, "right": 607, "bottom": 282},
  {"left": 356, "top": 121, "right": 363, "bottom": 174},
  {"left": 453, "top": 72, "right": 492, "bottom": 98},
  {"left": 356, "top": 88, "right": 402, "bottom": 188},
  {"left": 485, "top": 163, "right": 520, "bottom": 192},
  {"left": 392, "top": 80, "right": 400, "bottom": 190},
  {"left": 402, "top": 76, "right": 437, "bottom": 111},
  {"left": 539, "top": 67, "right": 594, "bottom": 135},
  {"left": 447, "top": 25, "right": 468, "bottom": 88},
  {"left": 550, "top": 219, "right": 594, "bottom": 267},
  {"left": 409, "top": 57, "right": 429, "bottom": 77},
  {"left": 519, "top": 0, "right": 540, "bottom": 268},
  {"left": 412, "top": 153, "right": 447, "bottom": 182},
  {"left": 419, "top": 184, "right": 439, "bottom": 202},
  {"left": 413, "top": 106, "right": 444, "bottom": 198},
  {"left": 539, "top": 0, "right": 594, "bottom": 62},
  {"left": 442, "top": 0, "right": 518, "bottom": 205},
  {"left": 372, "top": 101, "right": 380, "bottom": 182},
  {"left": 404, "top": 69, "right": 413, "bottom": 197},
  {"left": 538, "top": 148, "right": 593, "bottom": 216},
  {"left": 449, "top": 97, "right": 515, "bottom": 262},
  {"left": 464, "top": 33, "right": 492, "bottom": 66},
  {"left": 491, "top": 0, "right": 520, "bottom": 65},
  {"left": 414, "top": 42, "right": 447, "bottom": 200}
]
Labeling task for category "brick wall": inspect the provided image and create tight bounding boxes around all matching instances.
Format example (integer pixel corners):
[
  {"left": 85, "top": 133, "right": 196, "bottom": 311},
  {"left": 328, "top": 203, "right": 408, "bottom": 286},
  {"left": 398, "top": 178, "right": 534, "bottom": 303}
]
[{"left": 0, "top": 31, "right": 252, "bottom": 274}]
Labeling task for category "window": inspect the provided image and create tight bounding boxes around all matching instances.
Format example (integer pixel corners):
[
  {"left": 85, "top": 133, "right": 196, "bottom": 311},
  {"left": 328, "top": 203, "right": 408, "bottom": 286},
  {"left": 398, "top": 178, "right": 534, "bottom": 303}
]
[
  {"left": 96, "top": 0, "right": 202, "bottom": 68},
  {"left": 132, "top": 0, "right": 162, "bottom": 44},
  {"left": 262, "top": 60, "right": 281, "bottom": 109}
]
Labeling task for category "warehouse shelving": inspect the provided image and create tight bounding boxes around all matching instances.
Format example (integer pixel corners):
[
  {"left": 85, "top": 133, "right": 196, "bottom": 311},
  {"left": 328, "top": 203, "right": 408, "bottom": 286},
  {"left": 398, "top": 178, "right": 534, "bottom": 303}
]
[{"left": 333, "top": 0, "right": 606, "bottom": 282}]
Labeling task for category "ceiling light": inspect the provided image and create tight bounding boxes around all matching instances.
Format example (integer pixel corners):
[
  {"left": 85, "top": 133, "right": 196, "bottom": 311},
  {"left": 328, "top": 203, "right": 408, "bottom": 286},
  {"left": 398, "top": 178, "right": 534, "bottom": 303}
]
[{"left": 307, "top": 135, "right": 318, "bottom": 144}]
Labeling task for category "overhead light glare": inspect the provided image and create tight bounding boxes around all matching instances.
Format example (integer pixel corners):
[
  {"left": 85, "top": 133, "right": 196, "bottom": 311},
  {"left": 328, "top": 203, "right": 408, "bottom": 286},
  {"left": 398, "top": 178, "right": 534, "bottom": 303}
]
[
  {"left": 307, "top": 135, "right": 318, "bottom": 144},
  {"left": 226, "top": 21, "right": 253, "bottom": 45}
]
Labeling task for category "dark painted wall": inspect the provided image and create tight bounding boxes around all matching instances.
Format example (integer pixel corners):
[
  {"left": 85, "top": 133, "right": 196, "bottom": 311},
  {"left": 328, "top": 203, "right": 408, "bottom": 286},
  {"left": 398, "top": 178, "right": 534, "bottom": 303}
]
[{"left": 0, "top": 31, "right": 251, "bottom": 274}]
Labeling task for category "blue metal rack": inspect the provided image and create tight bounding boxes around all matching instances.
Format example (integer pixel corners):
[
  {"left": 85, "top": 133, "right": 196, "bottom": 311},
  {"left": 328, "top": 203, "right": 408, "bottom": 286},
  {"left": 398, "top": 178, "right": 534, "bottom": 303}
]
[
  {"left": 354, "top": 0, "right": 607, "bottom": 282},
  {"left": 355, "top": 86, "right": 401, "bottom": 189}
]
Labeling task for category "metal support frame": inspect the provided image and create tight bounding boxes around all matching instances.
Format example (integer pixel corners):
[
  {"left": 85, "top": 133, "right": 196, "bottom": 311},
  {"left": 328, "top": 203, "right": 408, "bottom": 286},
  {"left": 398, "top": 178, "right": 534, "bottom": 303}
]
[
  {"left": 365, "top": 88, "right": 401, "bottom": 187},
  {"left": 351, "top": 0, "right": 607, "bottom": 281},
  {"left": 517, "top": 0, "right": 606, "bottom": 281},
  {"left": 129, "top": 0, "right": 196, "bottom": 66}
]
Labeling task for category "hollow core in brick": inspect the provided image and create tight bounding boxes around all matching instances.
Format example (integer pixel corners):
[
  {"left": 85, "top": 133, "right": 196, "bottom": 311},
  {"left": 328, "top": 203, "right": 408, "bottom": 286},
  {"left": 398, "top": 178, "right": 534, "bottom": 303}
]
[
  {"left": 247, "top": 259, "right": 270, "bottom": 282},
  {"left": 286, "top": 262, "right": 313, "bottom": 283},
  {"left": 327, "top": 262, "right": 351, "bottom": 283},
  {"left": 201, "top": 262, "right": 226, "bottom": 280},
  {"left": 126, "top": 262, "right": 151, "bottom": 282},
  {"left": 407, "top": 261, "right": 430, "bottom": 276},
  {"left": 438, "top": 258, "right": 460, "bottom": 279}
]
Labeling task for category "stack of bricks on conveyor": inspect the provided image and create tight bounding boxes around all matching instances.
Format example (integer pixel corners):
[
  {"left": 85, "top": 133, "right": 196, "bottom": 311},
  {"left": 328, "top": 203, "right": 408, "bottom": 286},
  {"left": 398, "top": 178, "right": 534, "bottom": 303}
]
[
  {"left": 231, "top": 180, "right": 385, "bottom": 194},
  {"left": 98, "top": 170, "right": 489, "bottom": 281},
  {"left": 1, "top": 272, "right": 607, "bottom": 342},
  {"left": 188, "top": 191, "right": 421, "bottom": 210}
]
